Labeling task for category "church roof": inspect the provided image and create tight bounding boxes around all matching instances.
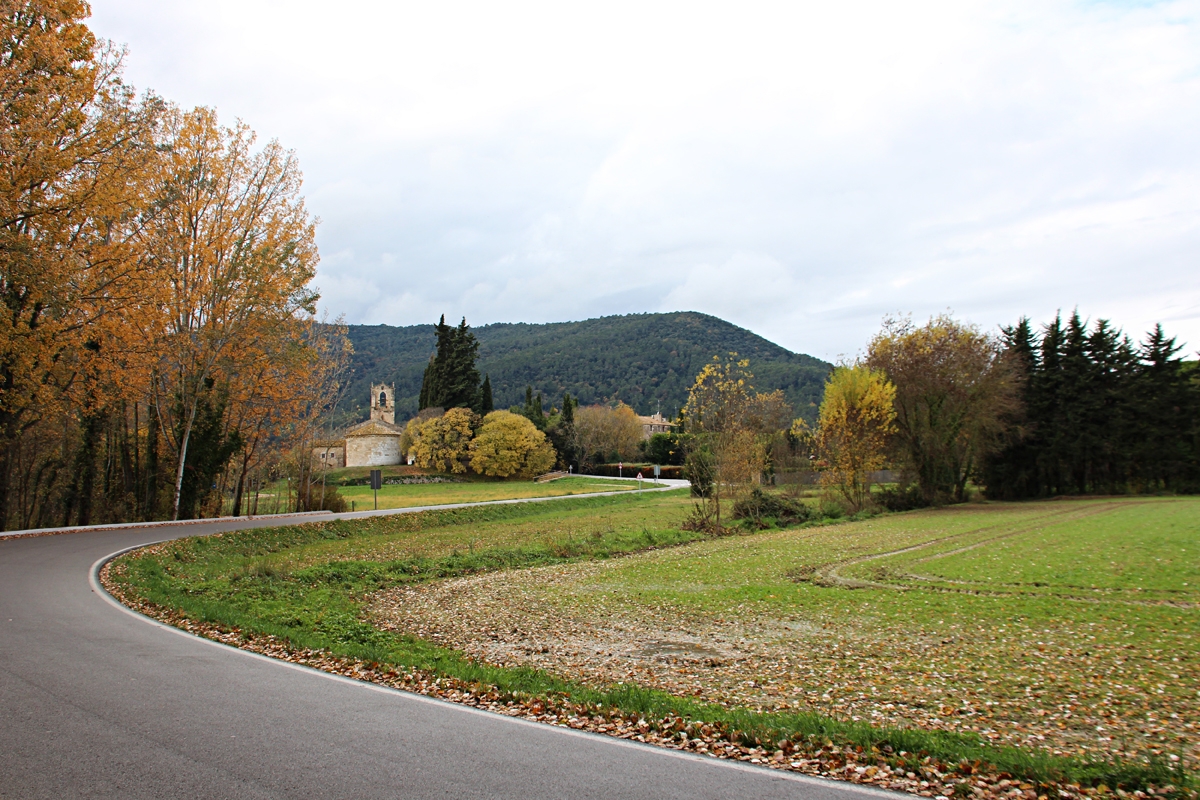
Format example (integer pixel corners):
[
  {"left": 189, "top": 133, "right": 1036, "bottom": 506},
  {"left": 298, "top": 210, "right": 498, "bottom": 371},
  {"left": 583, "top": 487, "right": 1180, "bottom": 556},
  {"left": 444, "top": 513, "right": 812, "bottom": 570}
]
[{"left": 344, "top": 419, "right": 404, "bottom": 437}]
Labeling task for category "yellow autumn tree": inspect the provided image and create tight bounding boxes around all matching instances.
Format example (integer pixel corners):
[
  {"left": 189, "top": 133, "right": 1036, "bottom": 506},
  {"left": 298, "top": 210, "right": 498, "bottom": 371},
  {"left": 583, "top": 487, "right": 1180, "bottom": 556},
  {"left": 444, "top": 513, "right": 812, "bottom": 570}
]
[
  {"left": 573, "top": 402, "right": 643, "bottom": 464},
  {"left": 814, "top": 365, "right": 896, "bottom": 513},
  {"left": 469, "top": 410, "right": 555, "bottom": 478},
  {"left": 410, "top": 407, "right": 477, "bottom": 474},
  {"left": 866, "top": 314, "right": 1017, "bottom": 504},
  {"left": 682, "top": 355, "right": 792, "bottom": 530}
]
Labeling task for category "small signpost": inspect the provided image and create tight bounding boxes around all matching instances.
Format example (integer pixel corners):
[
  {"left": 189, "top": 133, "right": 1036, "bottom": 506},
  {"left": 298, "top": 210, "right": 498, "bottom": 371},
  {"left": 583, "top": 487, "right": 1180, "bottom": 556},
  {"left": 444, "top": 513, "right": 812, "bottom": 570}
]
[
  {"left": 653, "top": 463, "right": 661, "bottom": 486},
  {"left": 618, "top": 462, "right": 623, "bottom": 478},
  {"left": 369, "top": 469, "right": 382, "bottom": 510},
  {"left": 636, "top": 471, "right": 643, "bottom": 491}
]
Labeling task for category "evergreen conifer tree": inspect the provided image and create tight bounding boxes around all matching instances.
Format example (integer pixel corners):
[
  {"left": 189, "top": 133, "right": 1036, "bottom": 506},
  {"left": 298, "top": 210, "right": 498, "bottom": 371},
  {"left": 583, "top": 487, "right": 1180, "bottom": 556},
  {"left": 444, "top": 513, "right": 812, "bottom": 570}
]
[
  {"left": 561, "top": 391, "right": 574, "bottom": 425},
  {"left": 980, "top": 312, "right": 1200, "bottom": 498},
  {"left": 480, "top": 374, "right": 494, "bottom": 413},
  {"left": 545, "top": 392, "right": 578, "bottom": 470},
  {"left": 418, "top": 357, "right": 434, "bottom": 410},
  {"left": 977, "top": 318, "right": 1039, "bottom": 499},
  {"left": 418, "top": 315, "right": 483, "bottom": 411},
  {"left": 1134, "top": 325, "right": 1192, "bottom": 488},
  {"left": 533, "top": 392, "right": 546, "bottom": 429}
]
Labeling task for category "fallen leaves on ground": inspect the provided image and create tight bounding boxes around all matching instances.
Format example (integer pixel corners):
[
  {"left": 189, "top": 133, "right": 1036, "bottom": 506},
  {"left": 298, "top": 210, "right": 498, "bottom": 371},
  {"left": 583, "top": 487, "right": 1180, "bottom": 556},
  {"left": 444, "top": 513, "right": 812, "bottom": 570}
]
[{"left": 365, "top": 557, "right": 1199, "bottom": 770}]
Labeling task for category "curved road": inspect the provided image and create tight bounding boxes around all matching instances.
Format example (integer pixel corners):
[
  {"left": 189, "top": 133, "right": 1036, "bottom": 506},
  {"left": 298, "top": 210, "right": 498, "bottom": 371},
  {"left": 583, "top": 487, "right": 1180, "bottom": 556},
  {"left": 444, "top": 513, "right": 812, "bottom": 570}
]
[{"left": 1, "top": 499, "right": 895, "bottom": 799}]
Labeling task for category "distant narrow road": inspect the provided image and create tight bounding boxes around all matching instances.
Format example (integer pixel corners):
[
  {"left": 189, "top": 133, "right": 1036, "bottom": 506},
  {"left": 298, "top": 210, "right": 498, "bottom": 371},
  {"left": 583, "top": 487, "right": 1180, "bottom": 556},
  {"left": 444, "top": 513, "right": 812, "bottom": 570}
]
[{"left": 0, "top": 495, "right": 895, "bottom": 799}]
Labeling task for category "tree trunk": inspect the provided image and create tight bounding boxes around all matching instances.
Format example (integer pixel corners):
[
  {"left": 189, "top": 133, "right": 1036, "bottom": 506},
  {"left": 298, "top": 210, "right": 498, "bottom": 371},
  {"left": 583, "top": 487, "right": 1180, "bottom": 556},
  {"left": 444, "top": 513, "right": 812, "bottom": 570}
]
[
  {"left": 171, "top": 400, "right": 200, "bottom": 521},
  {"left": 0, "top": 425, "right": 13, "bottom": 532},
  {"left": 232, "top": 451, "right": 250, "bottom": 516},
  {"left": 143, "top": 399, "right": 158, "bottom": 520}
]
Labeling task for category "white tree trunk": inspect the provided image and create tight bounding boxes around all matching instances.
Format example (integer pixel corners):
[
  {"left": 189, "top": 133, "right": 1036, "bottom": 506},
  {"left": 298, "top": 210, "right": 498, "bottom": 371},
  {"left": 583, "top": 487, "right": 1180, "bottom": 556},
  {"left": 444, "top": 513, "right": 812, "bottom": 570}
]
[{"left": 171, "top": 398, "right": 200, "bottom": 521}]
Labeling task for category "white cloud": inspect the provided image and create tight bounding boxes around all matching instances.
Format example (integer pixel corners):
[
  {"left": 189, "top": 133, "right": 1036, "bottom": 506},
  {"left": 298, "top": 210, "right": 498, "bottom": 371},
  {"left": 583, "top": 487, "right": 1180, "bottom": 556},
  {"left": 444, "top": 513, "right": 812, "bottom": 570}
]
[{"left": 88, "top": 0, "right": 1200, "bottom": 360}]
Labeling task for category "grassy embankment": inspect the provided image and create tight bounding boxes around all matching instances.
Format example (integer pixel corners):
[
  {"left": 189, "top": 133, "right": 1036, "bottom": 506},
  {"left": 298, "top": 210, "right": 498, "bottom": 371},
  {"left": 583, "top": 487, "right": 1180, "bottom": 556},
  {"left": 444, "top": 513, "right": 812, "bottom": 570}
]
[{"left": 109, "top": 491, "right": 1197, "bottom": 793}]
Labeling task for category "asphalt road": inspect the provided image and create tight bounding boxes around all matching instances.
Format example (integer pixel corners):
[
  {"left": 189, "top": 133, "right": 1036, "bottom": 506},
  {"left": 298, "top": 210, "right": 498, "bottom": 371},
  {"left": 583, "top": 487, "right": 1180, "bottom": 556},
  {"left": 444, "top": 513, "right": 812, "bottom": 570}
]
[{"left": 0, "top": 499, "right": 898, "bottom": 799}]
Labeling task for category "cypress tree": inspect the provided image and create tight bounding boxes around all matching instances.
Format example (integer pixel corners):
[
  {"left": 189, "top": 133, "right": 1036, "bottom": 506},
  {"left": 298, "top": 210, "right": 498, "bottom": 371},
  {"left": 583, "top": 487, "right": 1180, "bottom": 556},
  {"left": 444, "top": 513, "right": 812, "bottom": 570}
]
[
  {"left": 533, "top": 392, "right": 546, "bottom": 429},
  {"left": 545, "top": 392, "right": 578, "bottom": 471},
  {"left": 175, "top": 380, "right": 242, "bottom": 520},
  {"left": 418, "top": 357, "right": 434, "bottom": 410},
  {"left": 480, "top": 374, "right": 494, "bottom": 414},
  {"left": 444, "top": 318, "right": 481, "bottom": 410},
  {"left": 419, "top": 315, "right": 482, "bottom": 411},
  {"left": 518, "top": 385, "right": 547, "bottom": 430}
]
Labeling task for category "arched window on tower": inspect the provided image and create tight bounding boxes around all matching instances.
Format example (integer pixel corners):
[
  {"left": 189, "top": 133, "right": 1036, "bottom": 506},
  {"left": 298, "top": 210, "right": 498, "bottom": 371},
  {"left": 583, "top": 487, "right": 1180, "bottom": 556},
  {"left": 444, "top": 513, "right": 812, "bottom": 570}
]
[{"left": 379, "top": 390, "right": 388, "bottom": 408}]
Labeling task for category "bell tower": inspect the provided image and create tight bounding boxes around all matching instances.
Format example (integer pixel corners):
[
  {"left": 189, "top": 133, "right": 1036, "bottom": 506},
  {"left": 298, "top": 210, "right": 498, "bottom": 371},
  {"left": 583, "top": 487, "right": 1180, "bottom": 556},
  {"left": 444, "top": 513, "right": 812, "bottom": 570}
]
[{"left": 370, "top": 383, "right": 395, "bottom": 425}]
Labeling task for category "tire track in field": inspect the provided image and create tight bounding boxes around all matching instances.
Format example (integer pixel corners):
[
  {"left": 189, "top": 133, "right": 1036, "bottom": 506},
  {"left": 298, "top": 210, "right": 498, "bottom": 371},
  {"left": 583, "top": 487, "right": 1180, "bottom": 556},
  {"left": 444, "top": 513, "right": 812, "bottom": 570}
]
[{"left": 809, "top": 501, "right": 1195, "bottom": 607}]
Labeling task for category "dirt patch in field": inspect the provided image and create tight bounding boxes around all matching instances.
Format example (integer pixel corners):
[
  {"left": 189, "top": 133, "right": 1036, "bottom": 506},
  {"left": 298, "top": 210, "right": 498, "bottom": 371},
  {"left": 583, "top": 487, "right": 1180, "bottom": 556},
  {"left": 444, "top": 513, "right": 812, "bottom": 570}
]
[{"left": 367, "top": 559, "right": 1200, "bottom": 769}]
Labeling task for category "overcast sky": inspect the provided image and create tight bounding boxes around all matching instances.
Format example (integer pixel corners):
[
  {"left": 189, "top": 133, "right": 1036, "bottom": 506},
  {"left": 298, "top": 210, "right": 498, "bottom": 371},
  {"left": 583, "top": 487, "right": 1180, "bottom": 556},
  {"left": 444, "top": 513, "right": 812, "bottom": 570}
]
[{"left": 88, "top": 0, "right": 1199, "bottom": 361}]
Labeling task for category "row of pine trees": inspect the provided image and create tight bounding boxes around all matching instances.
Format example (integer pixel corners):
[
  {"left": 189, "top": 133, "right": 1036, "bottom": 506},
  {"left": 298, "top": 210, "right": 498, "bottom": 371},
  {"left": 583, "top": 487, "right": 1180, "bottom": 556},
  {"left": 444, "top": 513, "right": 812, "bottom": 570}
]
[{"left": 980, "top": 314, "right": 1199, "bottom": 498}]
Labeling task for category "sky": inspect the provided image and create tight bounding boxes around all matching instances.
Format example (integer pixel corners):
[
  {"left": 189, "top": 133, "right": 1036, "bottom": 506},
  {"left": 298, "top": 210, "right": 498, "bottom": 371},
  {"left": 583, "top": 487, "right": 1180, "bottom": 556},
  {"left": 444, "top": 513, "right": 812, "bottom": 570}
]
[{"left": 87, "top": 0, "right": 1200, "bottom": 361}]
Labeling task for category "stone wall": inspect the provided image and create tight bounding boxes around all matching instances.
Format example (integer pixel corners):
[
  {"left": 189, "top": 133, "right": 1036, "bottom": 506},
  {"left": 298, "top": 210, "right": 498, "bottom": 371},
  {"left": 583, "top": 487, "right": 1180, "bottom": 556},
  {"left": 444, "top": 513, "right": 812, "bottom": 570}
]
[
  {"left": 345, "top": 435, "right": 402, "bottom": 467},
  {"left": 311, "top": 445, "right": 345, "bottom": 470}
]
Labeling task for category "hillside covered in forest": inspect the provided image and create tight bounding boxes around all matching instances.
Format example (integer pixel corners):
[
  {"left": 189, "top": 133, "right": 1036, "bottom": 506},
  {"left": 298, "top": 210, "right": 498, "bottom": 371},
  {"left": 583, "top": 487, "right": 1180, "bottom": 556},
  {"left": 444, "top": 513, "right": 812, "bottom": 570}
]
[{"left": 337, "top": 312, "right": 831, "bottom": 423}]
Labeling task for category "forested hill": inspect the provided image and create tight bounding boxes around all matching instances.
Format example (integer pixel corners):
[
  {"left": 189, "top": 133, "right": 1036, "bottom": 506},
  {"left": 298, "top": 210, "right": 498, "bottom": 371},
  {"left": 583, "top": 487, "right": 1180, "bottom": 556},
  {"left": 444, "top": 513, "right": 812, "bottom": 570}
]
[{"left": 338, "top": 312, "right": 831, "bottom": 424}]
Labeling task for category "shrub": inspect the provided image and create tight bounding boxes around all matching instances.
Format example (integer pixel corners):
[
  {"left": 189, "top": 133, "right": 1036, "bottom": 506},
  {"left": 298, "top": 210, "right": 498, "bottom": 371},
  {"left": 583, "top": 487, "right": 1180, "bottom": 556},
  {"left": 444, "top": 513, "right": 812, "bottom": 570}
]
[
  {"left": 876, "top": 484, "right": 930, "bottom": 511},
  {"left": 731, "top": 488, "right": 814, "bottom": 526},
  {"left": 306, "top": 483, "right": 347, "bottom": 513}
]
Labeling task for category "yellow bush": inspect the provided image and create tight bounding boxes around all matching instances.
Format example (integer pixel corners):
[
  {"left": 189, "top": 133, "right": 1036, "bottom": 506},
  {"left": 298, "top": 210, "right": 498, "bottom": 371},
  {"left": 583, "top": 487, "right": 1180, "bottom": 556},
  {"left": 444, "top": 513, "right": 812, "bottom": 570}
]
[
  {"left": 410, "top": 407, "right": 477, "bottom": 473},
  {"left": 469, "top": 411, "right": 556, "bottom": 478}
]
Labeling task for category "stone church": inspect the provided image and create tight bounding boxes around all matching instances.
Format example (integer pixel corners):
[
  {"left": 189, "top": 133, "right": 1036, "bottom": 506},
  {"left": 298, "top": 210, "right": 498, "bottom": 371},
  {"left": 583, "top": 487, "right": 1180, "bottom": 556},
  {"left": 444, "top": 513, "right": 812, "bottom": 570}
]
[{"left": 311, "top": 383, "right": 406, "bottom": 469}]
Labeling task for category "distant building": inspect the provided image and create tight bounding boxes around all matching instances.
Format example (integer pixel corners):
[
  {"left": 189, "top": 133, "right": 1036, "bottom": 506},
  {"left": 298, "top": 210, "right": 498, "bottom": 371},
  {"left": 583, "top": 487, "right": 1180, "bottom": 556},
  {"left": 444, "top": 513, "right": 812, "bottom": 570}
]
[
  {"left": 311, "top": 382, "right": 404, "bottom": 469},
  {"left": 343, "top": 418, "right": 405, "bottom": 466},
  {"left": 638, "top": 412, "right": 674, "bottom": 439}
]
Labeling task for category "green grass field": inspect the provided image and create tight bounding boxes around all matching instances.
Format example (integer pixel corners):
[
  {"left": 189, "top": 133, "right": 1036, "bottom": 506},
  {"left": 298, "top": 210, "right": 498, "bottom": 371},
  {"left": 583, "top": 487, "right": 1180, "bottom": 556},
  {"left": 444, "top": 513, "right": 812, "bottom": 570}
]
[
  {"left": 335, "top": 475, "right": 643, "bottom": 510},
  {"left": 238, "top": 474, "right": 645, "bottom": 514},
  {"left": 108, "top": 492, "right": 1199, "bottom": 790},
  {"left": 429, "top": 498, "right": 1196, "bottom": 764}
]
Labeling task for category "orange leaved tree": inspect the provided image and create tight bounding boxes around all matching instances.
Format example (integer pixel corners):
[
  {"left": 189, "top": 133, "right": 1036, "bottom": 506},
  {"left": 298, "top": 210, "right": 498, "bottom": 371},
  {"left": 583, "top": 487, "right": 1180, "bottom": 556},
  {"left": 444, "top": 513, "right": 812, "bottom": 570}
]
[{"left": 141, "top": 107, "right": 319, "bottom": 520}]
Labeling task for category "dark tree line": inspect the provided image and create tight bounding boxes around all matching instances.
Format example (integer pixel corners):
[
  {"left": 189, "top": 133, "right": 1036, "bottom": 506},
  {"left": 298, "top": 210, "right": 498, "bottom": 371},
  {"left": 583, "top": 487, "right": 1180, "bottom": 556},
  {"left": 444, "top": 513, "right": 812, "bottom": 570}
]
[{"left": 980, "top": 313, "right": 1200, "bottom": 498}]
